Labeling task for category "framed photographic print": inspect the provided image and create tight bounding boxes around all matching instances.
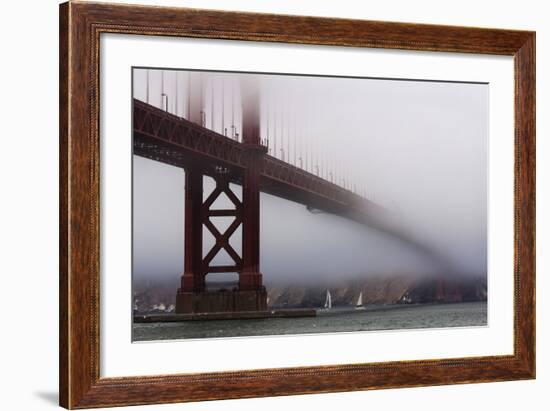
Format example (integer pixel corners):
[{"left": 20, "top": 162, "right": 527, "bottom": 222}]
[{"left": 59, "top": 1, "right": 535, "bottom": 408}]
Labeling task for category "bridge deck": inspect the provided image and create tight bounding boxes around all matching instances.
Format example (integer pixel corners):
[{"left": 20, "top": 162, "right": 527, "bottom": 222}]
[{"left": 133, "top": 99, "right": 384, "bottom": 220}]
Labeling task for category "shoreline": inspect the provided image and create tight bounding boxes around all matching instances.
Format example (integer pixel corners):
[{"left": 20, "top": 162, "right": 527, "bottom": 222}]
[{"left": 132, "top": 301, "right": 488, "bottom": 341}]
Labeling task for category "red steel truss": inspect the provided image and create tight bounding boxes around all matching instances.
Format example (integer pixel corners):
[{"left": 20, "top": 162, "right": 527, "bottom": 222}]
[{"left": 133, "top": 99, "right": 384, "bottom": 219}]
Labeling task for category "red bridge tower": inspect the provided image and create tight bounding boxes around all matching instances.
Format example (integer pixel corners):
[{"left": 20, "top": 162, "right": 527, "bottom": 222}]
[{"left": 176, "top": 76, "right": 267, "bottom": 313}]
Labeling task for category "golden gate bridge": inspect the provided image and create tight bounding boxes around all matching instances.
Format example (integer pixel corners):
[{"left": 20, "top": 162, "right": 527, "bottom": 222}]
[{"left": 133, "top": 69, "right": 452, "bottom": 315}]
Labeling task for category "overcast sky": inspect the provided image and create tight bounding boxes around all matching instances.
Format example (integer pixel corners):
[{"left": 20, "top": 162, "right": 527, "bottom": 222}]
[{"left": 132, "top": 68, "right": 487, "bottom": 287}]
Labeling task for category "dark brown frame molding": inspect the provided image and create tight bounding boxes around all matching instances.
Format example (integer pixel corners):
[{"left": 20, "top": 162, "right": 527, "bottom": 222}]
[{"left": 59, "top": 1, "right": 535, "bottom": 408}]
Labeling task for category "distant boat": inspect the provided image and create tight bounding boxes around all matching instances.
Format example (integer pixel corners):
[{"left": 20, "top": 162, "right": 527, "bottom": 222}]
[
  {"left": 355, "top": 291, "right": 366, "bottom": 310},
  {"left": 323, "top": 289, "right": 332, "bottom": 310}
]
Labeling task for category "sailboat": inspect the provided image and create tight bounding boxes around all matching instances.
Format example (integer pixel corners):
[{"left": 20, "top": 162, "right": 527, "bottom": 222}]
[
  {"left": 355, "top": 291, "right": 366, "bottom": 310},
  {"left": 323, "top": 289, "right": 332, "bottom": 310}
]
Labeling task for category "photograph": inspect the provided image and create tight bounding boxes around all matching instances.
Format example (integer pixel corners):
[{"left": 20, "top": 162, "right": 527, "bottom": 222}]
[
  {"left": 131, "top": 68, "right": 488, "bottom": 341},
  {"left": 0, "top": 0, "right": 542, "bottom": 409}
]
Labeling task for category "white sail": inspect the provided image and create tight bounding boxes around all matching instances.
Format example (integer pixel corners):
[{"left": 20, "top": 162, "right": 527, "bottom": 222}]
[
  {"left": 356, "top": 291, "right": 363, "bottom": 307},
  {"left": 324, "top": 289, "right": 332, "bottom": 309}
]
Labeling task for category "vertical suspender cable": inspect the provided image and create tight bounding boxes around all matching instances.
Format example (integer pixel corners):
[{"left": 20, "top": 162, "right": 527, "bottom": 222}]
[
  {"left": 221, "top": 77, "right": 225, "bottom": 135},
  {"left": 201, "top": 73, "right": 205, "bottom": 126},
  {"left": 273, "top": 102, "right": 277, "bottom": 158},
  {"left": 175, "top": 71, "right": 178, "bottom": 116},
  {"left": 211, "top": 77, "right": 215, "bottom": 130},
  {"left": 231, "top": 78, "right": 235, "bottom": 139},
  {"left": 266, "top": 101, "right": 270, "bottom": 150},
  {"left": 293, "top": 111, "right": 297, "bottom": 166},
  {"left": 187, "top": 72, "right": 190, "bottom": 120},
  {"left": 161, "top": 70, "right": 165, "bottom": 110},
  {"left": 287, "top": 107, "right": 291, "bottom": 164},
  {"left": 146, "top": 69, "right": 149, "bottom": 104}
]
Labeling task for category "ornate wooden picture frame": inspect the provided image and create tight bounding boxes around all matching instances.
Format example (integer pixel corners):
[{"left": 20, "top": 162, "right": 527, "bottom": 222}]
[{"left": 59, "top": 1, "right": 535, "bottom": 408}]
